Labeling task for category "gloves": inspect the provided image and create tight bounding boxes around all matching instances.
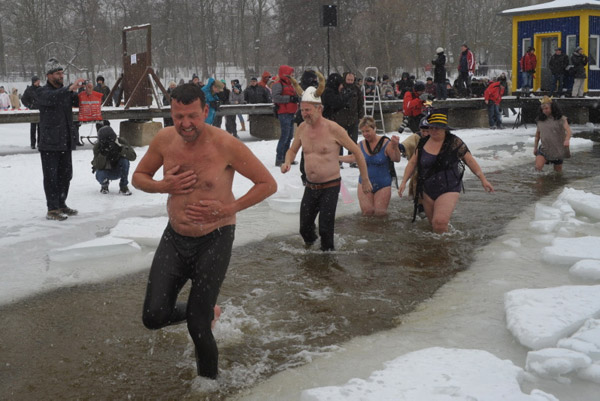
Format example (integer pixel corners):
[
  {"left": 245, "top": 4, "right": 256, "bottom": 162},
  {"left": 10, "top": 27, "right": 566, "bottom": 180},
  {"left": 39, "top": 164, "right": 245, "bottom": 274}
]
[
  {"left": 209, "top": 100, "right": 221, "bottom": 111},
  {"left": 289, "top": 95, "right": 299, "bottom": 103}
]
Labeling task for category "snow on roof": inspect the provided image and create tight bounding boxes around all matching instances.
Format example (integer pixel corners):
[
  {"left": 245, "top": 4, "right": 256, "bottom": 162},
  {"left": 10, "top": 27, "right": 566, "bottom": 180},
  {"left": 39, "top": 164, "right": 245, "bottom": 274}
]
[{"left": 502, "top": 0, "right": 600, "bottom": 16}]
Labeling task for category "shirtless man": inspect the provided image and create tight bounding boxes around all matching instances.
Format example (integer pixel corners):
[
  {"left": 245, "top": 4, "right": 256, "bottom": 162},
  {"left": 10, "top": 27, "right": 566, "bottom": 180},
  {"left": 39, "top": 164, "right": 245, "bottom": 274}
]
[
  {"left": 281, "top": 83, "right": 372, "bottom": 251},
  {"left": 132, "top": 83, "right": 276, "bottom": 379}
]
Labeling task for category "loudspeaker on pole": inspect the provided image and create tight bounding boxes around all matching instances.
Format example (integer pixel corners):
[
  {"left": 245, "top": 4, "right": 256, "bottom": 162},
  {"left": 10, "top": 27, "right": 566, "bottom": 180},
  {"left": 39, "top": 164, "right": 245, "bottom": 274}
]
[{"left": 322, "top": 5, "right": 337, "bottom": 27}]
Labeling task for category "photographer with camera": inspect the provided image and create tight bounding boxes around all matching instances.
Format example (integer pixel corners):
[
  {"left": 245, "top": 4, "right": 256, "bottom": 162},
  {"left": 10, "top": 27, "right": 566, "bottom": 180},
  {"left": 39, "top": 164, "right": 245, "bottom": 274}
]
[
  {"left": 201, "top": 78, "right": 225, "bottom": 125},
  {"left": 91, "top": 126, "right": 137, "bottom": 195}
]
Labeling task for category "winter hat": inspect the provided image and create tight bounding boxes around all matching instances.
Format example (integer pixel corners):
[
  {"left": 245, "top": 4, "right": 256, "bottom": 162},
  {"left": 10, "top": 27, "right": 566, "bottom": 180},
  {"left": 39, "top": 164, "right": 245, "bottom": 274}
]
[
  {"left": 540, "top": 96, "right": 553, "bottom": 105},
  {"left": 213, "top": 80, "right": 224, "bottom": 90},
  {"left": 97, "top": 126, "right": 117, "bottom": 143},
  {"left": 31, "top": 76, "right": 40, "bottom": 84},
  {"left": 96, "top": 76, "right": 105, "bottom": 83},
  {"left": 436, "top": 47, "right": 444, "bottom": 53},
  {"left": 45, "top": 57, "right": 64, "bottom": 74},
  {"left": 427, "top": 111, "right": 453, "bottom": 130},
  {"left": 192, "top": 73, "right": 199, "bottom": 80},
  {"left": 575, "top": 46, "right": 583, "bottom": 52},
  {"left": 413, "top": 81, "right": 425, "bottom": 92},
  {"left": 250, "top": 77, "right": 257, "bottom": 81}
]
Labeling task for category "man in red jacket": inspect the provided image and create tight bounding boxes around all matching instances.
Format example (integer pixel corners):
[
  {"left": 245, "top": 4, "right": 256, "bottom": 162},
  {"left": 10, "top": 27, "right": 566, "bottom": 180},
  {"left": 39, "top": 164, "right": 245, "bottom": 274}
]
[
  {"left": 457, "top": 43, "right": 475, "bottom": 97},
  {"left": 484, "top": 78, "right": 505, "bottom": 129},
  {"left": 272, "top": 65, "right": 299, "bottom": 166},
  {"left": 403, "top": 81, "right": 427, "bottom": 133},
  {"left": 520, "top": 47, "right": 537, "bottom": 95}
]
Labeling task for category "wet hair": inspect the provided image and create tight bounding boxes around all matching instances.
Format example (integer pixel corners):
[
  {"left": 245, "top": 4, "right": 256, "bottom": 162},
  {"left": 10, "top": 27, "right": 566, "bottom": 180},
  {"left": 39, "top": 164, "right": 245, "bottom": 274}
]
[
  {"left": 359, "top": 116, "right": 377, "bottom": 130},
  {"left": 536, "top": 101, "right": 563, "bottom": 122},
  {"left": 170, "top": 83, "right": 206, "bottom": 107}
]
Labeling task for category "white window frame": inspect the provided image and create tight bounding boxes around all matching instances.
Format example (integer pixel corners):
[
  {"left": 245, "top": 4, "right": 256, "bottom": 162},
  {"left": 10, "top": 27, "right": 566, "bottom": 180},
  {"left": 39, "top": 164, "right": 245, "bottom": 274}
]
[
  {"left": 589, "top": 35, "right": 599, "bottom": 70},
  {"left": 566, "top": 35, "right": 577, "bottom": 57}
]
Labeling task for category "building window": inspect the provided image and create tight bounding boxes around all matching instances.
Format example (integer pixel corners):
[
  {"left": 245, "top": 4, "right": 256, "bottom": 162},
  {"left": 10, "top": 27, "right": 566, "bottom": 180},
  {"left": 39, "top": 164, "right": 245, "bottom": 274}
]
[
  {"left": 589, "top": 35, "right": 599, "bottom": 69},
  {"left": 522, "top": 38, "right": 532, "bottom": 56},
  {"left": 566, "top": 35, "right": 577, "bottom": 57}
]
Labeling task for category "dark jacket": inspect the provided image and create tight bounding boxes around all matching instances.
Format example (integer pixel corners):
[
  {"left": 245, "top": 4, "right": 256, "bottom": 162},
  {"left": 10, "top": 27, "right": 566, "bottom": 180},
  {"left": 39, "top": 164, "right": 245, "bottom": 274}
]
[
  {"left": 37, "top": 82, "right": 78, "bottom": 151},
  {"left": 218, "top": 87, "right": 231, "bottom": 105},
  {"left": 21, "top": 85, "right": 40, "bottom": 110},
  {"left": 432, "top": 52, "right": 447, "bottom": 84},
  {"left": 92, "top": 136, "right": 136, "bottom": 172},
  {"left": 396, "top": 73, "right": 413, "bottom": 98},
  {"left": 549, "top": 53, "right": 569, "bottom": 75},
  {"left": 243, "top": 85, "right": 271, "bottom": 104},
  {"left": 335, "top": 78, "right": 364, "bottom": 128},
  {"left": 293, "top": 70, "right": 319, "bottom": 125},
  {"left": 94, "top": 83, "right": 112, "bottom": 106},
  {"left": 322, "top": 73, "right": 347, "bottom": 121},
  {"left": 571, "top": 52, "right": 588, "bottom": 79}
]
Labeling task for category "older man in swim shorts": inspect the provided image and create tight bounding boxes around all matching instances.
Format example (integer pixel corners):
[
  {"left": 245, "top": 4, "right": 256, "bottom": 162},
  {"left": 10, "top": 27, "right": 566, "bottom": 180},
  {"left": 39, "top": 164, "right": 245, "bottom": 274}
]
[{"left": 280, "top": 72, "right": 372, "bottom": 251}]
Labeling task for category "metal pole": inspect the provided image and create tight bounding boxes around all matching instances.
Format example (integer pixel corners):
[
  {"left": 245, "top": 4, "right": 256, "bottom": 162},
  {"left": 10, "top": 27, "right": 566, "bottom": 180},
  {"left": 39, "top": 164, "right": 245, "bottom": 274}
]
[{"left": 327, "top": 26, "right": 330, "bottom": 76}]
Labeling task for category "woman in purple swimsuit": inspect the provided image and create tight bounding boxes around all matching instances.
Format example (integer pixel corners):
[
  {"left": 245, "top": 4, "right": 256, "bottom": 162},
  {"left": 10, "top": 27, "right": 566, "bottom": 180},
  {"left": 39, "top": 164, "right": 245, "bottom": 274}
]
[
  {"left": 398, "top": 112, "right": 494, "bottom": 233},
  {"left": 340, "top": 117, "right": 401, "bottom": 215}
]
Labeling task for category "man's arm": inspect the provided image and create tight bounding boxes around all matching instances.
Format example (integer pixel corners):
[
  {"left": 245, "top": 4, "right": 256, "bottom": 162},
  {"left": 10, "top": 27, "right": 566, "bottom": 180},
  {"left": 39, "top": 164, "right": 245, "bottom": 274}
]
[
  {"left": 131, "top": 131, "right": 197, "bottom": 194},
  {"left": 225, "top": 140, "right": 277, "bottom": 214}
]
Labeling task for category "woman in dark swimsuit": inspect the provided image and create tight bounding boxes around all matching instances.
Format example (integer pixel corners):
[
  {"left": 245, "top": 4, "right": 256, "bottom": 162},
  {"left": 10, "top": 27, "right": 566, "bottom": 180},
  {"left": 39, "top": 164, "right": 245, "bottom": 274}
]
[
  {"left": 398, "top": 112, "right": 494, "bottom": 233},
  {"left": 340, "top": 117, "right": 401, "bottom": 215}
]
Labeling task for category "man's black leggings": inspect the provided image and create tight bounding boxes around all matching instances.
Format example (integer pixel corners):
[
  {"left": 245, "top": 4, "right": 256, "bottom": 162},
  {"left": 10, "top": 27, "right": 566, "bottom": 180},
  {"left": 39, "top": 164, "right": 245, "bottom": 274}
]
[
  {"left": 142, "top": 224, "right": 235, "bottom": 378},
  {"left": 300, "top": 181, "right": 340, "bottom": 251}
]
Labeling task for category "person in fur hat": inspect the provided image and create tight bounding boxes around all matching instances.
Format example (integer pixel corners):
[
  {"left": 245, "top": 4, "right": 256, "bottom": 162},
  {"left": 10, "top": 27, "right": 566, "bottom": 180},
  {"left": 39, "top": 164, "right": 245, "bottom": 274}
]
[
  {"left": 280, "top": 71, "right": 372, "bottom": 251},
  {"left": 37, "top": 57, "right": 86, "bottom": 220}
]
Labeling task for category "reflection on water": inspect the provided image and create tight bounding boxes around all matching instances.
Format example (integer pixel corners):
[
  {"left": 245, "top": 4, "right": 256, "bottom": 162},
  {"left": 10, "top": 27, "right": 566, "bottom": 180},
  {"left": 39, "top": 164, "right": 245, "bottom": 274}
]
[{"left": 1, "top": 145, "right": 599, "bottom": 400}]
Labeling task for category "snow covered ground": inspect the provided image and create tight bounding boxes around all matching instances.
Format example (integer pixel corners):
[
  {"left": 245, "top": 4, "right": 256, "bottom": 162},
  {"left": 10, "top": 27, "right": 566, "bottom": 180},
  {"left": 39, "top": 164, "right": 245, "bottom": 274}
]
[{"left": 1, "top": 112, "right": 599, "bottom": 400}]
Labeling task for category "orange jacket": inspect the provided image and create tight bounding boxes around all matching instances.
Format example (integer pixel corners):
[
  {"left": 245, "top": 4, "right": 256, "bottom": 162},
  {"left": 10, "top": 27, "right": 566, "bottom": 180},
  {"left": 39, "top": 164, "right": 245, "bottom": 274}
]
[{"left": 78, "top": 91, "right": 103, "bottom": 121}]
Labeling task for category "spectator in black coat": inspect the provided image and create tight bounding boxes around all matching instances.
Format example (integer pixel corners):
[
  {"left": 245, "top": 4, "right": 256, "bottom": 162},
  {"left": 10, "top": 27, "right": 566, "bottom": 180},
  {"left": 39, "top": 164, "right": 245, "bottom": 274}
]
[
  {"left": 94, "top": 75, "right": 112, "bottom": 130},
  {"left": 548, "top": 47, "right": 569, "bottom": 97},
  {"left": 571, "top": 47, "right": 588, "bottom": 97},
  {"left": 162, "top": 81, "right": 177, "bottom": 127},
  {"left": 21, "top": 76, "right": 41, "bottom": 149},
  {"left": 213, "top": 80, "right": 230, "bottom": 128},
  {"left": 94, "top": 76, "right": 112, "bottom": 106},
  {"left": 396, "top": 72, "right": 413, "bottom": 98},
  {"left": 37, "top": 58, "right": 86, "bottom": 221},
  {"left": 432, "top": 47, "right": 447, "bottom": 99},
  {"left": 243, "top": 77, "right": 271, "bottom": 104}
]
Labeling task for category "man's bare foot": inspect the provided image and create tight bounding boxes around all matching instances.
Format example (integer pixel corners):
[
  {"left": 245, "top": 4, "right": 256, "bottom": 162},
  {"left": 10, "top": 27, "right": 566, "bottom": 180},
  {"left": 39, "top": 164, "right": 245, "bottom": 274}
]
[{"left": 211, "top": 305, "right": 222, "bottom": 330}]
